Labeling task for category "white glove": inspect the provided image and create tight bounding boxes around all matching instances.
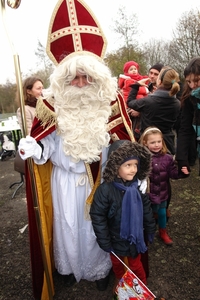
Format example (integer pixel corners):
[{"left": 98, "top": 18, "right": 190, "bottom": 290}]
[
  {"left": 18, "top": 136, "right": 42, "bottom": 160},
  {"left": 138, "top": 179, "right": 147, "bottom": 194}
]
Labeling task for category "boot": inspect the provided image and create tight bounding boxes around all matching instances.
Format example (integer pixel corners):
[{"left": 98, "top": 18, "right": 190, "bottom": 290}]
[
  {"left": 63, "top": 273, "right": 76, "bottom": 287},
  {"left": 159, "top": 228, "right": 173, "bottom": 245},
  {"left": 95, "top": 274, "right": 110, "bottom": 291}
]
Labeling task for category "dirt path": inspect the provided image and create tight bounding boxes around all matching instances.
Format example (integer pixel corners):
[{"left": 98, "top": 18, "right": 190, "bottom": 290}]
[{"left": 0, "top": 158, "right": 199, "bottom": 299}]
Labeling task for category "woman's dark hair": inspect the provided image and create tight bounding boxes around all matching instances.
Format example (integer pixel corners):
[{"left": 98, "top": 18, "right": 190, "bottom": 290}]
[
  {"left": 183, "top": 57, "right": 200, "bottom": 78},
  {"left": 181, "top": 57, "right": 200, "bottom": 104},
  {"left": 16, "top": 76, "right": 43, "bottom": 106},
  {"left": 23, "top": 77, "right": 43, "bottom": 104}
]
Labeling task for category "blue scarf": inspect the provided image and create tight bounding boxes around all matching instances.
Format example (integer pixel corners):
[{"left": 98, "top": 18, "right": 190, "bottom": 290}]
[{"left": 113, "top": 180, "right": 147, "bottom": 253}]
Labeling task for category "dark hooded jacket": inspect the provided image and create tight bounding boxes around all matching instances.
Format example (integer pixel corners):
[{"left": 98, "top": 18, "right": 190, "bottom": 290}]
[
  {"left": 127, "top": 86, "right": 181, "bottom": 154},
  {"left": 176, "top": 95, "right": 200, "bottom": 168},
  {"left": 90, "top": 140, "right": 156, "bottom": 258}
]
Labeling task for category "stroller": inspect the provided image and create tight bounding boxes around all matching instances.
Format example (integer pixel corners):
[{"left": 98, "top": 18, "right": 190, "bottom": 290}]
[{"left": 0, "top": 132, "right": 16, "bottom": 161}]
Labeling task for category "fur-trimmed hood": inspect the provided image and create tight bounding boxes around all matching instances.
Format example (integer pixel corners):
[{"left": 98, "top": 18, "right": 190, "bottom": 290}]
[{"left": 103, "top": 140, "right": 152, "bottom": 182}]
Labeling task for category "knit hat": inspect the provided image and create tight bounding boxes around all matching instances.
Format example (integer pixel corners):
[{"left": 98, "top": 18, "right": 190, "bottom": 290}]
[
  {"left": 103, "top": 140, "right": 152, "bottom": 182},
  {"left": 149, "top": 63, "right": 164, "bottom": 73},
  {"left": 123, "top": 61, "right": 139, "bottom": 74}
]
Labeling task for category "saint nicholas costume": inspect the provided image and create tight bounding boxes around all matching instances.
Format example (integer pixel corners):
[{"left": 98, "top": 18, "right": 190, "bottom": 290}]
[{"left": 19, "top": 1, "right": 135, "bottom": 299}]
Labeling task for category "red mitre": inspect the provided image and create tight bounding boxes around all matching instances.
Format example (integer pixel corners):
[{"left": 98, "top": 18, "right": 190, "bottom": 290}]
[{"left": 46, "top": 0, "right": 107, "bottom": 65}]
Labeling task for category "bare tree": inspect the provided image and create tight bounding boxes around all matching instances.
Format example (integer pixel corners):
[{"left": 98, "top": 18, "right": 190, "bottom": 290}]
[
  {"left": 141, "top": 39, "right": 169, "bottom": 68},
  {"left": 109, "top": 7, "right": 200, "bottom": 81},
  {"left": 34, "top": 40, "right": 54, "bottom": 87},
  {"left": 0, "top": 81, "right": 17, "bottom": 113},
  {"left": 111, "top": 6, "right": 139, "bottom": 49},
  {"left": 107, "top": 7, "right": 149, "bottom": 77},
  {"left": 168, "top": 8, "right": 200, "bottom": 79}
]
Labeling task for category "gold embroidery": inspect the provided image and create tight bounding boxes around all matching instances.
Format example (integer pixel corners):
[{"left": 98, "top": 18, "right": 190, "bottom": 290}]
[
  {"left": 84, "top": 162, "right": 94, "bottom": 188},
  {"left": 110, "top": 133, "right": 120, "bottom": 142},
  {"left": 107, "top": 117, "right": 122, "bottom": 131},
  {"left": 35, "top": 97, "right": 57, "bottom": 130},
  {"left": 116, "top": 94, "right": 135, "bottom": 142},
  {"left": 110, "top": 102, "right": 120, "bottom": 117},
  {"left": 84, "top": 157, "right": 102, "bottom": 220}
]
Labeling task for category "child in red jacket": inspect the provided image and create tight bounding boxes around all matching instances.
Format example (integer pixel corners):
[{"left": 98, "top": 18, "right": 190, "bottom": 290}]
[
  {"left": 118, "top": 61, "right": 149, "bottom": 140},
  {"left": 118, "top": 61, "right": 149, "bottom": 104}
]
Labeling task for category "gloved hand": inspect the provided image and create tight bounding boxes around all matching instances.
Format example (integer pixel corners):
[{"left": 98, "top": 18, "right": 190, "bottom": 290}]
[
  {"left": 138, "top": 179, "right": 147, "bottom": 194},
  {"left": 147, "top": 233, "right": 155, "bottom": 244},
  {"left": 18, "top": 136, "right": 42, "bottom": 160}
]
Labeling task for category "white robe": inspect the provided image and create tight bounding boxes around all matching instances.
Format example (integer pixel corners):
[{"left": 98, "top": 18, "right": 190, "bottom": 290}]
[{"left": 34, "top": 131, "right": 112, "bottom": 282}]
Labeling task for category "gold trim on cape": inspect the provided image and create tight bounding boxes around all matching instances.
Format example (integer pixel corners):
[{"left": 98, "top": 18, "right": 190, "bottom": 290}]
[{"left": 35, "top": 97, "right": 57, "bottom": 129}]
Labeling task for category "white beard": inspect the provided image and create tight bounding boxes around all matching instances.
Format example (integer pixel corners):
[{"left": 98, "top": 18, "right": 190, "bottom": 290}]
[{"left": 54, "top": 85, "right": 112, "bottom": 163}]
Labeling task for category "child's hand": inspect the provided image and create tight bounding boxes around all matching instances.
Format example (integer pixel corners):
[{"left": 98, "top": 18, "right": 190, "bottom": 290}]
[
  {"left": 137, "top": 78, "right": 149, "bottom": 86},
  {"left": 127, "top": 108, "right": 140, "bottom": 117},
  {"left": 181, "top": 166, "right": 189, "bottom": 174},
  {"left": 147, "top": 233, "right": 155, "bottom": 244}
]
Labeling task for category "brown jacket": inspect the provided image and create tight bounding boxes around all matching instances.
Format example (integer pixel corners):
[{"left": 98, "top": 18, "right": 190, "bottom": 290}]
[{"left": 17, "top": 105, "right": 36, "bottom": 135}]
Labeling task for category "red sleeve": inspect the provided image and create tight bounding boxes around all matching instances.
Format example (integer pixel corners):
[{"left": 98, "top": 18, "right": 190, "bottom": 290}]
[{"left": 30, "top": 100, "right": 56, "bottom": 141}]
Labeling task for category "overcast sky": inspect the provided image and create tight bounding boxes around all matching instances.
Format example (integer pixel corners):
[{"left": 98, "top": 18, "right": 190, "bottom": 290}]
[{"left": 0, "top": 0, "right": 199, "bottom": 84}]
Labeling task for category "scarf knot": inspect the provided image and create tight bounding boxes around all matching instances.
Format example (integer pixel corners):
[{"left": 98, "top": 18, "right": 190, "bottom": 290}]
[{"left": 113, "top": 180, "right": 147, "bottom": 253}]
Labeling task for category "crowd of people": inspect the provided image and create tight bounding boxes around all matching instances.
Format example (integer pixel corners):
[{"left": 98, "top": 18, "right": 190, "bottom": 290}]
[
  {"left": 16, "top": 55, "right": 199, "bottom": 300},
  {"left": 15, "top": 2, "right": 200, "bottom": 299}
]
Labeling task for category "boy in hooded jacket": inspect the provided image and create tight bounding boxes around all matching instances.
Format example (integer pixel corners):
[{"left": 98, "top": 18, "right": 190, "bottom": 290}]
[{"left": 90, "top": 140, "right": 156, "bottom": 291}]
